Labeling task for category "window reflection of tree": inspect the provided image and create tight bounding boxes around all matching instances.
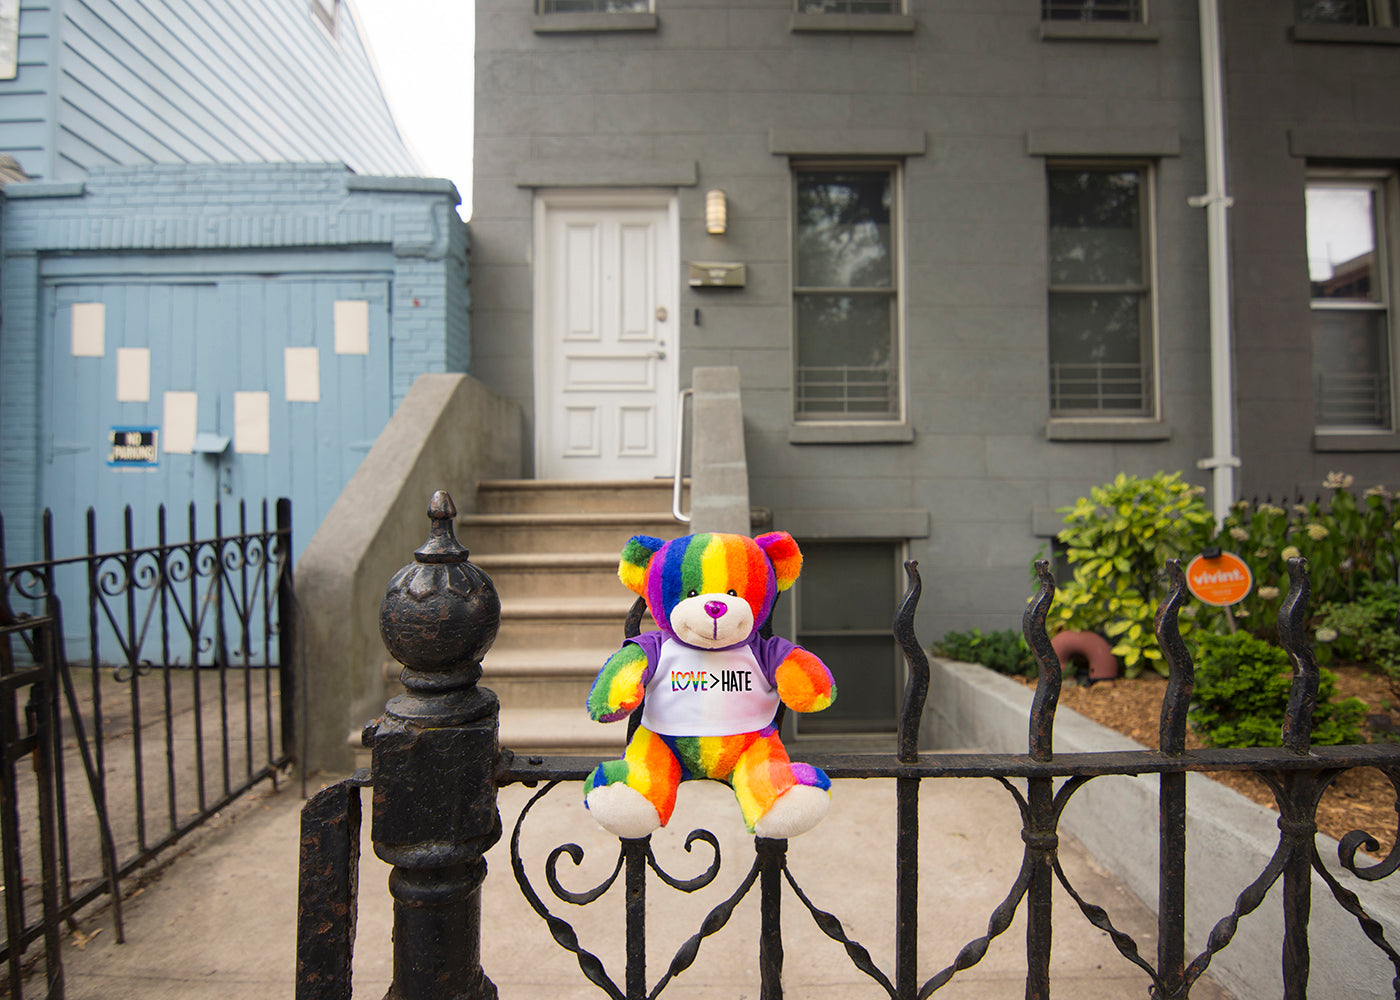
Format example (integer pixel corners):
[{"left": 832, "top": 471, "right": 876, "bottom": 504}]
[
  {"left": 1047, "top": 165, "right": 1149, "bottom": 414},
  {"left": 794, "top": 169, "right": 898, "bottom": 418},
  {"left": 798, "top": 0, "right": 901, "bottom": 13},
  {"left": 1048, "top": 169, "right": 1141, "bottom": 287},
  {"left": 1296, "top": 0, "right": 1381, "bottom": 25},
  {"left": 1042, "top": 0, "right": 1138, "bottom": 21},
  {"left": 797, "top": 174, "right": 892, "bottom": 289}
]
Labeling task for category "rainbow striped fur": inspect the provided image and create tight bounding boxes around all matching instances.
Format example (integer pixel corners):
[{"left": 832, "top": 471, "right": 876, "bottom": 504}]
[{"left": 585, "top": 532, "right": 836, "bottom": 838}]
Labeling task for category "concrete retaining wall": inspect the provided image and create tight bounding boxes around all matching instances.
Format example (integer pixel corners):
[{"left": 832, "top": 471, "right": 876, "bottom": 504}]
[
  {"left": 924, "top": 658, "right": 1400, "bottom": 1000},
  {"left": 296, "top": 373, "right": 521, "bottom": 774}
]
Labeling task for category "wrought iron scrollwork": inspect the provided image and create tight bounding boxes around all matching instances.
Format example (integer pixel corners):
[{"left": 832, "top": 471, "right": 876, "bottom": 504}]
[
  {"left": 497, "top": 542, "right": 1400, "bottom": 999},
  {"left": 511, "top": 780, "right": 736, "bottom": 1000},
  {"left": 1339, "top": 767, "right": 1400, "bottom": 882}
]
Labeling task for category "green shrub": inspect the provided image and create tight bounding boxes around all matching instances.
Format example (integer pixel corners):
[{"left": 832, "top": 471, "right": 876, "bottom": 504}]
[
  {"left": 1209, "top": 477, "right": 1399, "bottom": 640},
  {"left": 933, "top": 628, "right": 1036, "bottom": 677},
  {"left": 1314, "top": 580, "right": 1400, "bottom": 694},
  {"left": 1052, "top": 471, "right": 1215, "bottom": 676},
  {"left": 1189, "top": 631, "right": 1367, "bottom": 748}
]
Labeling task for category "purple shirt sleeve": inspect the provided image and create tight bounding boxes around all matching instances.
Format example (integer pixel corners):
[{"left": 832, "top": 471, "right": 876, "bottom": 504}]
[
  {"left": 752, "top": 634, "right": 797, "bottom": 688},
  {"left": 623, "top": 631, "right": 665, "bottom": 687}
]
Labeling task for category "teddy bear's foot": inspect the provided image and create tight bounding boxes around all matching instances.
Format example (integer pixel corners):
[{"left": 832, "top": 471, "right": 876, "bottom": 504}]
[
  {"left": 586, "top": 783, "right": 663, "bottom": 839},
  {"left": 753, "top": 784, "right": 830, "bottom": 839}
]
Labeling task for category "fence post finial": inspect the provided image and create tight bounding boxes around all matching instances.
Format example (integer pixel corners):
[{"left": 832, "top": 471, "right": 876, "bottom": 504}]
[{"left": 366, "top": 490, "right": 503, "bottom": 1000}]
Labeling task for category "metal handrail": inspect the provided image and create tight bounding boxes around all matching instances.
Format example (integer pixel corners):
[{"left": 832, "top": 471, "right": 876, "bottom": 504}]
[{"left": 672, "top": 387, "right": 693, "bottom": 524}]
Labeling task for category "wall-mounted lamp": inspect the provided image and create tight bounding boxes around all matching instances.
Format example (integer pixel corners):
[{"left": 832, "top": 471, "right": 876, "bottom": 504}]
[{"left": 705, "top": 188, "right": 727, "bottom": 235}]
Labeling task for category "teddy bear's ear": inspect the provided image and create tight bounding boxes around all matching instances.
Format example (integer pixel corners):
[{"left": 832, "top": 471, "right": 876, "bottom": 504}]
[
  {"left": 618, "top": 535, "right": 667, "bottom": 595},
  {"left": 755, "top": 532, "right": 802, "bottom": 591}
]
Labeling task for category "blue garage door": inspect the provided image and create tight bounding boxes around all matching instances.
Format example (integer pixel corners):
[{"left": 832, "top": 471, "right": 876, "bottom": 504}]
[{"left": 41, "top": 269, "right": 392, "bottom": 658}]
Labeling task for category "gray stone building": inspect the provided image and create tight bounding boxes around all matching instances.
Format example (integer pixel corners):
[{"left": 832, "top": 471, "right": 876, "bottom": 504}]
[
  {"left": 470, "top": 0, "right": 1398, "bottom": 733},
  {"left": 1223, "top": 0, "right": 1400, "bottom": 493}
]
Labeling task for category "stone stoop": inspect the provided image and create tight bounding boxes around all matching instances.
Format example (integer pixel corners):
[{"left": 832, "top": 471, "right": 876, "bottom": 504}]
[{"left": 460, "top": 478, "right": 689, "bottom": 754}]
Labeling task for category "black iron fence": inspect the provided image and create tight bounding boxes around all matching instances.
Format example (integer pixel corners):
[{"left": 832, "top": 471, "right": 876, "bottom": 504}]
[
  {"left": 297, "top": 491, "right": 1400, "bottom": 999},
  {"left": 0, "top": 499, "right": 296, "bottom": 994}
]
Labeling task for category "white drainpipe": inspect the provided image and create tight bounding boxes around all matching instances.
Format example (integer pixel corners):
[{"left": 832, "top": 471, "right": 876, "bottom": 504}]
[{"left": 1190, "top": 0, "right": 1240, "bottom": 525}]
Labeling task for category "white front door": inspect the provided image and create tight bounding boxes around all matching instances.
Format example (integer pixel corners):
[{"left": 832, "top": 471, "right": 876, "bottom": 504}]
[{"left": 535, "top": 192, "right": 678, "bottom": 480}]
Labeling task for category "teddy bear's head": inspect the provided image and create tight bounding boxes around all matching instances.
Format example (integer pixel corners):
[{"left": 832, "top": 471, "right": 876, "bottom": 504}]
[{"left": 617, "top": 532, "right": 802, "bottom": 650}]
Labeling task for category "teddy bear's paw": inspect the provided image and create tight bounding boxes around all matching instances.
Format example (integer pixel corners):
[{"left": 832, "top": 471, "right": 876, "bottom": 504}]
[
  {"left": 753, "top": 785, "right": 830, "bottom": 839},
  {"left": 586, "top": 784, "right": 663, "bottom": 839}
]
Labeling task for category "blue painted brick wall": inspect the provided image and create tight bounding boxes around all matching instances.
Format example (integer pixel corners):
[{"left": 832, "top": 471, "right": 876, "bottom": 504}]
[{"left": 1, "top": 163, "right": 470, "bottom": 558}]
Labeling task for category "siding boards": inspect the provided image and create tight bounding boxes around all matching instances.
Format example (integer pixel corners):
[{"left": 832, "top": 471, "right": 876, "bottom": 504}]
[
  {"left": 0, "top": 0, "right": 57, "bottom": 177},
  {"left": 47, "top": 0, "right": 416, "bottom": 180}
]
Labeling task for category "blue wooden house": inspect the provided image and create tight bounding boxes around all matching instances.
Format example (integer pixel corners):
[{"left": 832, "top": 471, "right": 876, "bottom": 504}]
[{"left": 0, "top": 0, "right": 470, "bottom": 572}]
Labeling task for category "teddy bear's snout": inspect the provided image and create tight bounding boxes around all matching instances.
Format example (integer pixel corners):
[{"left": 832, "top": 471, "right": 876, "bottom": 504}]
[{"left": 703, "top": 600, "right": 728, "bottom": 620}]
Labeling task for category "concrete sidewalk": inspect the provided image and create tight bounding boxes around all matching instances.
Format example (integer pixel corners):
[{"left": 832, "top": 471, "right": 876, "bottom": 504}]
[{"left": 35, "top": 771, "right": 1233, "bottom": 1000}]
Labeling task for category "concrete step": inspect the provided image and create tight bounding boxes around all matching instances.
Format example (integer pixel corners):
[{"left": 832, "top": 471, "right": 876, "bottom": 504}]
[
  {"left": 498, "top": 706, "right": 628, "bottom": 756},
  {"left": 477, "top": 478, "right": 688, "bottom": 515},
  {"left": 493, "top": 596, "right": 653, "bottom": 651},
  {"left": 479, "top": 646, "right": 612, "bottom": 708},
  {"left": 466, "top": 478, "right": 676, "bottom": 726},
  {"left": 475, "top": 552, "right": 621, "bottom": 599},
  {"left": 458, "top": 511, "right": 685, "bottom": 555}
]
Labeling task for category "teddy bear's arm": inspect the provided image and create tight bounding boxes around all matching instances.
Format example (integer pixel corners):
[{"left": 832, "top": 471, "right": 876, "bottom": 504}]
[
  {"left": 586, "top": 642, "right": 652, "bottom": 723},
  {"left": 775, "top": 647, "right": 836, "bottom": 714}
]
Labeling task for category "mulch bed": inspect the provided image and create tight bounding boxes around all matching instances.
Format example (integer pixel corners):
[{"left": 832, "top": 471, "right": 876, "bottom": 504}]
[{"left": 1014, "top": 665, "right": 1398, "bottom": 856}]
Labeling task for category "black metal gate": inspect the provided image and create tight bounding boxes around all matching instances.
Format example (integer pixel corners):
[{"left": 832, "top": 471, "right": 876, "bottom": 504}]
[
  {"left": 0, "top": 499, "right": 296, "bottom": 996},
  {"left": 297, "top": 491, "right": 1400, "bottom": 1000}
]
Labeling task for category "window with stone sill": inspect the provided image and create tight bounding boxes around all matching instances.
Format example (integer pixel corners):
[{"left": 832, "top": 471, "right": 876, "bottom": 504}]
[
  {"left": 1042, "top": 0, "right": 1145, "bottom": 21},
  {"left": 1307, "top": 173, "right": 1397, "bottom": 432},
  {"left": 1296, "top": 0, "right": 1399, "bottom": 25},
  {"left": 796, "top": 0, "right": 902, "bottom": 12},
  {"left": 1047, "top": 162, "right": 1157, "bottom": 418},
  {"left": 538, "top": 0, "right": 649, "bottom": 12},
  {"left": 792, "top": 164, "right": 902, "bottom": 423}
]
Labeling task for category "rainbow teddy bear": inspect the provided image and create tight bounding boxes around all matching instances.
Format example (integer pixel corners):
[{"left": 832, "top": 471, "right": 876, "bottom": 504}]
[{"left": 584, "top": 531, "right": 837, "bottom": 839}]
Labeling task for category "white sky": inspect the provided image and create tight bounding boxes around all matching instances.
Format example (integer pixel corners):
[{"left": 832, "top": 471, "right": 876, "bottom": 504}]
[
  {"left": 1306, "top": 185, "right": 1375, "bottom": 281},
  {"left": 352, "top": 0, "right": 475, "bottom": 219}
]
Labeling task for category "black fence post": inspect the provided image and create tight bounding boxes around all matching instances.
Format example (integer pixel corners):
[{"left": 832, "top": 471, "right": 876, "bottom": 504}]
[{"left": 365, "top": 491, "right": 503, "bottom": 1000}]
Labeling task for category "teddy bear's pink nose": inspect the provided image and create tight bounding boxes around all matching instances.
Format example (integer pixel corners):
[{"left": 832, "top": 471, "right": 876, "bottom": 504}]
[{"left": 703, "top": 600, "right": 727, "bottom": 620}]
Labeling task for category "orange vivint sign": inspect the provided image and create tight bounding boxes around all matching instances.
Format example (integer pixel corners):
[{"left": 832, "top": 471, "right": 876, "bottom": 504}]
[{"left": 1186, "top": 551, "right": 1253, "bottom": 607}]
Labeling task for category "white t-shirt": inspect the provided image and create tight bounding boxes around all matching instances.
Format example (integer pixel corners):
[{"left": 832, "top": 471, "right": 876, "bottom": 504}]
[{"left": 638, "top": 638, "right": 783, "bottom": 737}]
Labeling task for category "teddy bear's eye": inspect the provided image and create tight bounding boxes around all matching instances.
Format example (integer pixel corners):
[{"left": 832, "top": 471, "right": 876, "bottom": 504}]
[
  {"left": 727, "top": 589, "right": 737, "bottom": 596},
  {"left": 687, "top": 589, "right": 698, "bottom": 598}
]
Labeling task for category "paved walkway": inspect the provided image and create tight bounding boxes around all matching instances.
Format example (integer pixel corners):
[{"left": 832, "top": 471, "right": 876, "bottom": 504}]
[{"left": 31, "top": 769, "right": 1233, "bottom": 1000}]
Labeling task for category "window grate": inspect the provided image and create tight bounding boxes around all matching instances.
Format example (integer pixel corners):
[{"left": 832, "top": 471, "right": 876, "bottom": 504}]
[
  {"left": 539, "top": 0, "right": 649, "bottom": 12},
  {"left": 1049, "top": 361, "right": 1148, "bottom": 414},
  {"left": 796, "top": 0, "right": 902, "bottom": 12},
  {"left": 1316, "top": 371, "right": 1392, "bottom": 427},
  {"left": 1042, "top": 0, "right": 1144, "bottom": 21},
  {"left": 795, "top": 365, "right": 898, "bottom": 419},
  {"left": 1296, "top": 0, "right": 1400, "bottom": 25}
]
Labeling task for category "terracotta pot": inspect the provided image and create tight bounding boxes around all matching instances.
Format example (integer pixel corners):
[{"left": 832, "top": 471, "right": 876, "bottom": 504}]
[{"left": 1050, "top": 629, "right": 1120, "bottom": 681}]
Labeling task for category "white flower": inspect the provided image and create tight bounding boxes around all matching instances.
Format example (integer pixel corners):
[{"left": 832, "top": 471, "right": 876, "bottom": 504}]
[
  {"left": 1306, "top": 523, "right": 1329, "bottom": 541},
  {"left": 1364, "top": 484, "right": 1390, "bottom": 498},
  {"left": 1323, "top": 471, "right": 1354, "bottom": 490},
  {"left": 1316, "top": 627, "right": 1339, "bottom": 643},
  {"left": 1294, "top": 504, "right": 1310, "bottom": 515},
  {"left": 1257, "top": 586, "right": 1280, "bottom": 600},
  {"left": 1281, "top": 546, "right": 1301, "bottom": 560},
  {"left": 1229, "top": 527, "right": 1250, "bottom": 542}
]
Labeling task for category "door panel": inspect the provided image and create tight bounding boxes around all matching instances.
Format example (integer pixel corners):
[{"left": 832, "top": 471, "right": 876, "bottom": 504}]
[
  {"left": 41, "top": 273, "right": 391, "bottom": 660},
  {"left": 538, "top": 199, "right": 677, "bottom": 480}
]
